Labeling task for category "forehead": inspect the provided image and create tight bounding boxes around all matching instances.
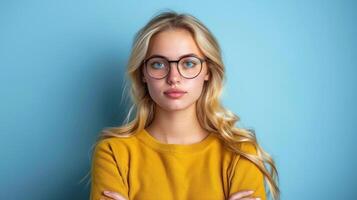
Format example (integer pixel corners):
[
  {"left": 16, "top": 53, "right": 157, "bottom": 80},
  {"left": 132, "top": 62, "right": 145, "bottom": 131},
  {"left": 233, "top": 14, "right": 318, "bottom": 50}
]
[{"left": 146, "top": 28, "right": 204, "bottom": 59}]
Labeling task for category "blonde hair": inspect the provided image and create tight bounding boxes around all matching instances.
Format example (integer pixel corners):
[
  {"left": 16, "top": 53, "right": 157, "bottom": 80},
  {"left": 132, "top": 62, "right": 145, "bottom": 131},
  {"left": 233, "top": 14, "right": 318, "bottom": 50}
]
[{"left": 82, "top": 9, "right": 280, "bottom": 200}]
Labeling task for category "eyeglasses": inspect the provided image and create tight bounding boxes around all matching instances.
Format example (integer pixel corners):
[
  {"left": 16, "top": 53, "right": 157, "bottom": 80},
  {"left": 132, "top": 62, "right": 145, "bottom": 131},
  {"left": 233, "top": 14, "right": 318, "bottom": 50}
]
[{"left": 142, "top": 54, "right": 207, "bottom": 79}]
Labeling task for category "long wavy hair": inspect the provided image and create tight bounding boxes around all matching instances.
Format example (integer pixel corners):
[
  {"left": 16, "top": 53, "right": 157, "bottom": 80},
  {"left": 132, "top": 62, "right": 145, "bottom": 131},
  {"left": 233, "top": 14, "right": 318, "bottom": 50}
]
[{"left": 82, "top": 9, "right": 280, "bottom": 200}]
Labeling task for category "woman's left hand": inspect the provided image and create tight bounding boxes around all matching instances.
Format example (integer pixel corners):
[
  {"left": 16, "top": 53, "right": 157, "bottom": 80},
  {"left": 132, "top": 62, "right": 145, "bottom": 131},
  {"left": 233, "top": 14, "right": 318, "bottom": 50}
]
[{"left": 101, "top": 190, "right": 127, "bottom": 200}]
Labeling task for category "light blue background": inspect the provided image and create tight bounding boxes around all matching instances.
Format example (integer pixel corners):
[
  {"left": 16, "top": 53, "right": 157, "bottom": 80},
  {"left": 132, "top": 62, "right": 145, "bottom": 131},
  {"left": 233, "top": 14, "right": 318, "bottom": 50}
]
[{"left": 1, "top": 0, "right": 356, "bottom": 199}]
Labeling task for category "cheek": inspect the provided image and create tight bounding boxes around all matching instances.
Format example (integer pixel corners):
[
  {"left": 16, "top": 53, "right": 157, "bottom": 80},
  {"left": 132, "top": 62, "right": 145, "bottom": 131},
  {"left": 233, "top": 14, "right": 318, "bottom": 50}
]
[
  {"left": 187, "top": 78, "right": 206, "bottom": 99},
  {"left": 146, "top": 82, "right": 162, "bottom": 99}
]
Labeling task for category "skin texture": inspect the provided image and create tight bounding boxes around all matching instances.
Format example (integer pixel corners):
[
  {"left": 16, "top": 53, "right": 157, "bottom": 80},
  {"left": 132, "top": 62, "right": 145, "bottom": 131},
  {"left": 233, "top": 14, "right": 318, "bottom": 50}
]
[{"left": 101, "top": 28, "right": 260, "bottom": 200}]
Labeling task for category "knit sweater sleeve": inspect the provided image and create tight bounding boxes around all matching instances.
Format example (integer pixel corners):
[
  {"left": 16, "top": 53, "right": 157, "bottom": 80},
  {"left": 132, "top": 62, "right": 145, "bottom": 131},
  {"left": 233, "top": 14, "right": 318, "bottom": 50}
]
[
  {"left": 89, "top": 138, "right": 129, "bottom": 200},
  {"left": 228, "top": 142, "right": 267, "bottom": 200}
]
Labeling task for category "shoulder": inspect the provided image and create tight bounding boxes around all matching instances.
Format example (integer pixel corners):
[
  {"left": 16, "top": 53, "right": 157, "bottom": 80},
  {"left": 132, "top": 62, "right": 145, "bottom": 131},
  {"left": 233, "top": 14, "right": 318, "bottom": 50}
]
[
  {"left": 239, "top": 142, "right": 258, "bottom": 155},
  {"left": 230, "top": 142, "right": 262, "bottom": 178},
  {"left": 94, "top": 134, "right": 139, "bottom": 154},
  {"left": 93, "top": 134, "right": 139, "bottom": 160},
  {"left": 230, "top": 142, "right": 259, "bottom": 170},
  {"left": 92, "top": 134, "right": 140, "bottom": 171}
]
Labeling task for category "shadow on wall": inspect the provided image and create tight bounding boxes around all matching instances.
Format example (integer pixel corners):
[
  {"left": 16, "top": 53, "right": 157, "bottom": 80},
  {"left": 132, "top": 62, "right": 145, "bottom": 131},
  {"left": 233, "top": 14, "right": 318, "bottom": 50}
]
[{"left": 58, "top": 46, "right": 132, "bottom": 200}]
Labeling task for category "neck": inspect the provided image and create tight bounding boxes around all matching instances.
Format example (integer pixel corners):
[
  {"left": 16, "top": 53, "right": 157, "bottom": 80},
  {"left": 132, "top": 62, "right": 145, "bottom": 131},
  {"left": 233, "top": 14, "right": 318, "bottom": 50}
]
[{"left": 145, "top": 103, "right": 209, "bottom": 144}]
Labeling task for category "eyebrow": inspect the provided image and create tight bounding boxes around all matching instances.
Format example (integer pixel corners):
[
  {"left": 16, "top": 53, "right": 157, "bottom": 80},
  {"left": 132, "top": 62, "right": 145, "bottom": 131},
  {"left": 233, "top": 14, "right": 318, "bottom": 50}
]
[{"left": 145, "top": 53, "right": 200, "bottom": 61}]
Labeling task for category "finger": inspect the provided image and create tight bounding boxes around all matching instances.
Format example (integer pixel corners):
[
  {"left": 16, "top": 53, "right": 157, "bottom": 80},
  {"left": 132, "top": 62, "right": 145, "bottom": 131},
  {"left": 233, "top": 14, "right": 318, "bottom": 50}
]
[
  {"left": 229, "top": 197, "right": 260, "bottom": 200},
  {"left": 238, "top": 198, "right": 259, "bottom": 200},
  {"left": 232, "top": 197, "right": 261, "bottom": 200},
  {"left": 228, "top": 190, "right": 254, "bottom": 200},
  {"left": 241, "top": 198, "right": 261, "bottom": 200},
  {"left": 102, "top": 191, "right": 127, "bottom": 200}
]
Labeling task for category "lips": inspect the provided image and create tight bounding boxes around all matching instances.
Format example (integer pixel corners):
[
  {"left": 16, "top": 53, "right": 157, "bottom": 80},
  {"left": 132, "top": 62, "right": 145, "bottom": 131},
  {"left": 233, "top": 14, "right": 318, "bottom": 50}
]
[
  {"left": 164, "top": 89, "right": 187, "bottom": 94},
  {"left": 164, "top": 89, "right": 187, "bottom": 99}
]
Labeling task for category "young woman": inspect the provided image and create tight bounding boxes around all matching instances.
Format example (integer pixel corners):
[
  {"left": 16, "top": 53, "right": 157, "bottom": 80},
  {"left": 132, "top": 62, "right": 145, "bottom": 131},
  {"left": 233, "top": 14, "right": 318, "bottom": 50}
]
[{"left": 89, "top": 10, "right": 279, "bottom": 200}]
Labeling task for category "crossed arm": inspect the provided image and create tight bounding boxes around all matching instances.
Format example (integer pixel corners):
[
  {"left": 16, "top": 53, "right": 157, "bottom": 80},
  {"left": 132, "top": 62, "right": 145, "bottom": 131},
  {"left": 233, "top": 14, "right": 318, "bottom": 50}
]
[
  {"left": 100, "top": 190, "right": 261, "bottom": 200},
  {"left": 90, "top": 141, "right": 266, "bottom": 200}
]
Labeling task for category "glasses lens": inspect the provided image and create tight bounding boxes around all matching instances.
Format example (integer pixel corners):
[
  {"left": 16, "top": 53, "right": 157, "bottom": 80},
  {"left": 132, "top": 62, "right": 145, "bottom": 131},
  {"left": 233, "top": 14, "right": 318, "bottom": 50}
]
[
  {"left": 146, "top": 57, "right": 169, "bottom": 78},
  {"left": 145, "top": 56, "right": 203, "bottom": 79},
  {"left": 178, "top": 56, "right": 202, "bottom": 78}
]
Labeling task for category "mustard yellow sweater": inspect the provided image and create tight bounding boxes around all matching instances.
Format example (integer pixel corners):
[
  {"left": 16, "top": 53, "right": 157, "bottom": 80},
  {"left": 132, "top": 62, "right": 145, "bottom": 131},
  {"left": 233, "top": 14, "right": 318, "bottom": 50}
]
[{"left": 90, "top": 129, "right": 267, "bottom": 200}]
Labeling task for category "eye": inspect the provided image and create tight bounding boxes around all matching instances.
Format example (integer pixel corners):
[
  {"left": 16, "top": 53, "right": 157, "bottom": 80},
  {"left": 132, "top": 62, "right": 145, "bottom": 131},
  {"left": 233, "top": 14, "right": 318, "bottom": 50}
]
[
  {"left": 151, "top": 62, "right": 165, "bottom": 69},
  {"left": 183, "top": 60, "right": 197, "bottom": 68}
]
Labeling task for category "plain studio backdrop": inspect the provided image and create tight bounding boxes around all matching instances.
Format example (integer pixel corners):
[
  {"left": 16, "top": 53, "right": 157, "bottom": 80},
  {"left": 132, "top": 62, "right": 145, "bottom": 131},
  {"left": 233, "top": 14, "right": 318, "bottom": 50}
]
[{"left": 0, "top": 0, "right": 356, "bottom": 199}]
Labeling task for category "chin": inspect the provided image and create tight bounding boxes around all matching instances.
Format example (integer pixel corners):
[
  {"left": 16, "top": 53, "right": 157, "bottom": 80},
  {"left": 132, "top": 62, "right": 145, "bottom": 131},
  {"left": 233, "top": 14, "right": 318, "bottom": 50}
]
[{"left": 159, "top": 102, "right": 194, "bottom": 112}]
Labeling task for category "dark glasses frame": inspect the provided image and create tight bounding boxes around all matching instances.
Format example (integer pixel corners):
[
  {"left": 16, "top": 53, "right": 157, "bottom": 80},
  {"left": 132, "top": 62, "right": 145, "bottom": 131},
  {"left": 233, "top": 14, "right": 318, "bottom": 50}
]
[{"left": 142, "top": 53, "right": 207, "bottom": 79}]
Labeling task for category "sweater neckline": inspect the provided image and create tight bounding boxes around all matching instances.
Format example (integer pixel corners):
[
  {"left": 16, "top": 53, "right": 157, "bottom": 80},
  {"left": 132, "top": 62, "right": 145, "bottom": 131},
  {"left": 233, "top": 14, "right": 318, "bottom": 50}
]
[{"left": 136, "top": 128, "right": 216, "bottom": 153}]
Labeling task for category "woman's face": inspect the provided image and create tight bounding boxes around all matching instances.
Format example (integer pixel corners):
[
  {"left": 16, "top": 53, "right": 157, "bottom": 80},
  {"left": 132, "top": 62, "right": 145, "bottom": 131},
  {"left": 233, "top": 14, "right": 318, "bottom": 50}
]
[{"left": 142, "top": 28, "right": 210, "bottom": 112}]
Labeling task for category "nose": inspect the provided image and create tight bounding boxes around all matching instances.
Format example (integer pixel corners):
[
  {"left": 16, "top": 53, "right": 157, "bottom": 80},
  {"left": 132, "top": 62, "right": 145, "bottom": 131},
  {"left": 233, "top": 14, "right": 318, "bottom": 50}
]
[{"left": 166, "top": 62, "right": 181, "bottom": 85}]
